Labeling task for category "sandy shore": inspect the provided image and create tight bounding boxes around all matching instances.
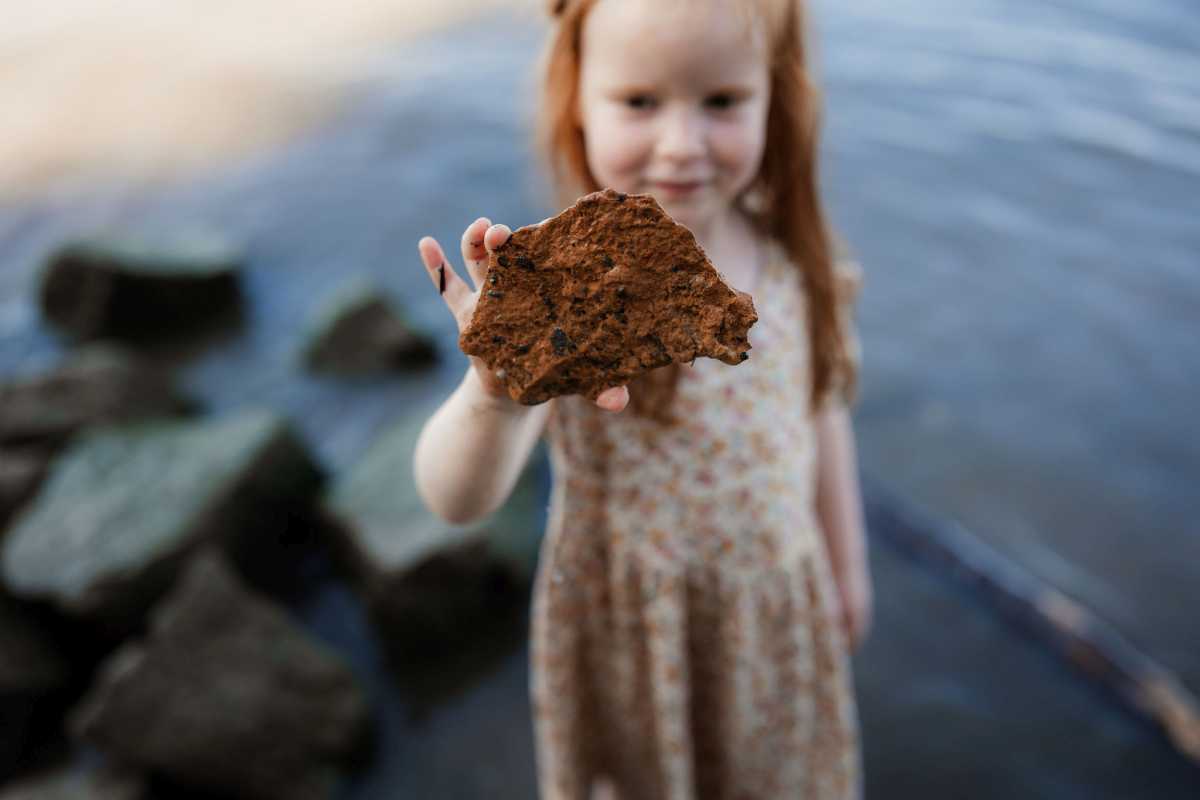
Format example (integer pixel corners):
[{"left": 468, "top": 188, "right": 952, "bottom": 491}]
[{"left": 0, "top": 0, "right": 527, "bottom": 197}]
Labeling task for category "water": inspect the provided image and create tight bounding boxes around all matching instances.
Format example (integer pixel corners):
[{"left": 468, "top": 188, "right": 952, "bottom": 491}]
[{"left": 813, "top": 0, "right": 1200, "bottom": 690}]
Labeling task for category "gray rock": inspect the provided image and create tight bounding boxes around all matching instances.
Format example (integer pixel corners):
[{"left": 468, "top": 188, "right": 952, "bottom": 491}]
[
  {"left": 0, "top": 762, "right": 145, "bottom": 800},
  {"left": 326, "top": 406, "right": 546, "bottom": 648},
  {"left": 301, "top": 278, "right": 436, "bottom": 375},
  {"left": 0, "top": 410, "right": 323, "bottom": 626},
  {"left": 0, "top": 594, "right": 70, "bottom": 699},
  {"left": 0, "top": 593, "right": 73, "bottom": 782},
  {"left": 0, "top": 344, "right": 192, "bottom": 449},
  {"left": 69, "top": 552, "right": 370, "bottom": 800},
  {"left": 38, "top": 233, "right": 242, "bottom": 342},
  {"left": 0, "top": 449, "right": 51, "bottom": 531}
]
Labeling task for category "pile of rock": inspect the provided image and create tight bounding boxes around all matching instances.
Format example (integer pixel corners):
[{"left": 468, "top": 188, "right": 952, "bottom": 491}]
[{"left": 0, "top": 235, "right": 541, "bottom": 798}]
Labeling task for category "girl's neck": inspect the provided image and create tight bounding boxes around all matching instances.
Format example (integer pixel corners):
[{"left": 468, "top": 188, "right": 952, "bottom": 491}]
[{"left": 692, "top": 206, "right": 765, "bottom": 293}]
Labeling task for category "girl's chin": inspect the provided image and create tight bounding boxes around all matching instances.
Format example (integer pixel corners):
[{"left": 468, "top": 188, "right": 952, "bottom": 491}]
[
  {"left": 617, "top": 184, "right": 719, "bottom": 229},
  {"left": 658, "top": 202, "right": 715, "bottom": 232}
]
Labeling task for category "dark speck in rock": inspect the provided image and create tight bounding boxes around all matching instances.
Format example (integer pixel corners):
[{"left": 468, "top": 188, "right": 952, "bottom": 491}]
[{"left": 551, "top": 328, "right": 576, "bottom": 356}]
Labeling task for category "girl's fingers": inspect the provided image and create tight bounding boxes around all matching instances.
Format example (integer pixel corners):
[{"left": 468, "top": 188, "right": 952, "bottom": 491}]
[
  {"left": 426, "top": 224, "right": 625, "bottom": 413},
  {"left": 417, "top": 236, "right": 476, "bottom": 328},
  {"left": 596, "top": 385, "right": 628, "bottom": 413},
  {"left": 484, "top": 223, "right": 512, "bottom": 253},
  {"left": 460, "top": 217, "right": 491, "bottom": 290}
]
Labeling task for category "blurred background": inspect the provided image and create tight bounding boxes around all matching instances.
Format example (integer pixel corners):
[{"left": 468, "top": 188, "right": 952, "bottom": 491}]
[{"left": 1, "top": 0, "right": 1197, "bottom": 798}]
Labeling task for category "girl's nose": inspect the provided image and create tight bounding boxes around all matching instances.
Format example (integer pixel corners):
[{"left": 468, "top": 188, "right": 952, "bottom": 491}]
[{"left": 656, "top": 106, "right": 706, "bottom": 164}]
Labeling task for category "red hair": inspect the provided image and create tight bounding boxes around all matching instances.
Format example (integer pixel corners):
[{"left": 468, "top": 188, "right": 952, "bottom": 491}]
[{"left": 536, "top": 0, "right": 857, "bottom": 419}]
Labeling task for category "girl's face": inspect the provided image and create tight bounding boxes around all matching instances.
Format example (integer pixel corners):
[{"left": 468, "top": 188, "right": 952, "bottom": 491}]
[{"left": 577, "top": 0, "right": 771, "bottom": 237}]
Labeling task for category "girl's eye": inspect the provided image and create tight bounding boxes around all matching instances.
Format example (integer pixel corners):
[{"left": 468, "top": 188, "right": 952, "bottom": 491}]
[
  {"left": 705, "top": 93, "right": 738, "bottom": 110},
  {"left": 625, "top": 94, "right": 657, "bottom": 110}
]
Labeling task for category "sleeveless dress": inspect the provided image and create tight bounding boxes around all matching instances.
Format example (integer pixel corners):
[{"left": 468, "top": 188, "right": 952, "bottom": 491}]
[{"left": 530, "top": 243, "right": 863, "bottom": 800}]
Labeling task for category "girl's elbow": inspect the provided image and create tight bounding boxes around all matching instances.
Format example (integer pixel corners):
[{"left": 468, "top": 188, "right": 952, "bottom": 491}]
[
  {"left": 412, "top": 441, "right": 501, "bottom": 526},
  {"left": 431, "top": 501, "right": 485, "bottom": 527},
  {"left": 414, "top": 473, "right": 487, "bottom": 527}
]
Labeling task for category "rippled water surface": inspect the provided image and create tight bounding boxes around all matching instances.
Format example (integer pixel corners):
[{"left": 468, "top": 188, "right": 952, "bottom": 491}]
[{"left": 815, "top": 0, "right": 1200, "bottom": 684}]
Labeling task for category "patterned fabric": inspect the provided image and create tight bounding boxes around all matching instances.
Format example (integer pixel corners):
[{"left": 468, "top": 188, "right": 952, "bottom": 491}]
[{"left": 531, "top": 243, "right": 863, "bottom": 799}]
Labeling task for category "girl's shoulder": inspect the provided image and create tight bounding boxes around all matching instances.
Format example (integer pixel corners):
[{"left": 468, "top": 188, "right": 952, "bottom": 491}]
[
  {"left": 834, "top": 257, "right": 863, "bottom": 308},
  {"left": 764, "top": 236, "right": 862, "bottom": 307}
]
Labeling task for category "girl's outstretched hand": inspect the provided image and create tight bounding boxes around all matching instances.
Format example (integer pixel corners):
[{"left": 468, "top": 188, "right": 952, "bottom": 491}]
[{"left": 417, "top": 218, "right": 629, "bottom": 413}]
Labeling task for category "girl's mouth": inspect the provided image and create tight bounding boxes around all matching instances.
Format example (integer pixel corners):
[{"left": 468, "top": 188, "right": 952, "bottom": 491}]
[{"left": 651, "top": 180, "right": 706, "bottom": 199}]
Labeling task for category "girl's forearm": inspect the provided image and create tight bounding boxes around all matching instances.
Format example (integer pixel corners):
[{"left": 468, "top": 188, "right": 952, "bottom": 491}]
[
  {"left": 814, "top": 407, "right": 869, "bottom": 580},
  {"left": 414, "top": 367, "right": 550, "bottom": 526}
]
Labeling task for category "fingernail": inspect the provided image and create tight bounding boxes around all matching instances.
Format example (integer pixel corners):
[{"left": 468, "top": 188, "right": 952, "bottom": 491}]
[{"left": 438, "top": 263, "right": 446, "bottom": 295}]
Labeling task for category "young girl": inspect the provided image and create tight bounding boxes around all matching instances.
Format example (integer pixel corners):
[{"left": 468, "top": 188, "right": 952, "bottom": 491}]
[{"left": 414, "top": 0, "right": 871, "bottom": 797}]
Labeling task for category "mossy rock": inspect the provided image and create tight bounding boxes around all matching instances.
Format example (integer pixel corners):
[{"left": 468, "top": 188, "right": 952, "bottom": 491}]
[
  {"left": 0, "top": 410, "right": 323, "bottom": 627},
  {"left": 326, "top": 405, "right": 549, "bottom": 648}
]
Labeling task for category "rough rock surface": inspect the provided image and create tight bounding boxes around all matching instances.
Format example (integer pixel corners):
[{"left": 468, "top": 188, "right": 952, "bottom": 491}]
[
  {"left": 0, "top": 344, "right": 193, "bottom": 449},
  {"left": 0, "top": 449, "right": 51, "bottom": 531},
  {"left": 69, "top": 553, "right": 369, "bottom": 800},
  {"left": 0, "top": 593, "right": 73, "bottom": 783},
  {"left": 326, "top": 405, "right": 543, "bottom": 649},
  {"left": 301, "top": 278, "right": 436, "bottom": 375},
  {"left": 0, "top": 594, "right": 71, "bottom": 701},
  {"left": 38, "top": 233, "right": 243, "bottom": 342},
  {"left": 0, "top": 410, "right": 323, "bottom": 626},
  {"left": 0, "top": 762, "right": 146, "bottom": 800},
  {"left": 460, "top": 189, "right": 758, "bottom": 404}
]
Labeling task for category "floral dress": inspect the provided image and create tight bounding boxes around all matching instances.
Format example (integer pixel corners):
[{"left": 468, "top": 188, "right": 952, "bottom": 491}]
[{"left": 530, "top": 242, "right": 863, "bottom": 800}]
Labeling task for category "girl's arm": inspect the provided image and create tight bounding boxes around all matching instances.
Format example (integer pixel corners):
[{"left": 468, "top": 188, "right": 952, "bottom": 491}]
[
  {"left": 414, "top": 368, "right": 551, "bottom": 525},
  {"left": 814, "top": 405, "right": 873, "bottom": 650},
  {"left": 413, "top": 218, "right": 627, "bottom": 526}
]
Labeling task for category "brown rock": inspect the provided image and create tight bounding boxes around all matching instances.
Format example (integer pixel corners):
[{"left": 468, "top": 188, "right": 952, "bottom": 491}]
[
  {"left": 68, "top": 552, "right": 370, "bottom": 800},
  {"left": 460, "top": 189, "right": 757, "bottom": 404},
  {"left": 0, "top": 591, "right": 74, "bottom": 783},
  {"left": 0, "top": 344, "right": 193, "bottom": 450},
  {"left": 0, "top": 761, "right": 146, "bottom": 800},
  {"left": 38, "top": 233, "right": 243, "bottom": 344},
  {"left": 301, "top": 278, "right": 436, "bottom": 375}
]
